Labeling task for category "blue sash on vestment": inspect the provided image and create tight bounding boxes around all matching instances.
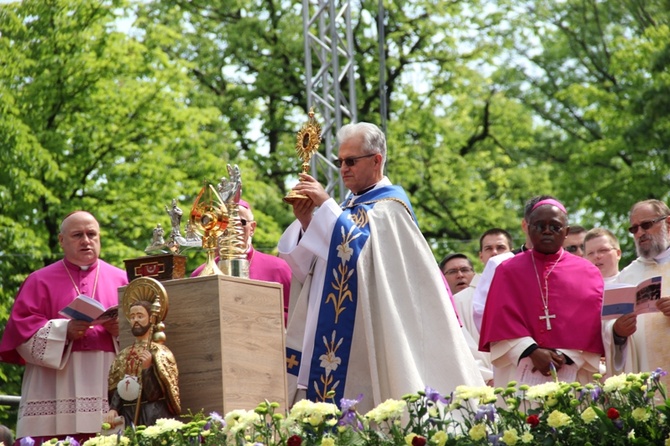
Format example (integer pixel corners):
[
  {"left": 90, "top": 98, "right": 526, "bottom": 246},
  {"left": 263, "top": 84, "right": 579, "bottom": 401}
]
[{"left": 301, "top": 185, "right": 415, "bottom": 404}]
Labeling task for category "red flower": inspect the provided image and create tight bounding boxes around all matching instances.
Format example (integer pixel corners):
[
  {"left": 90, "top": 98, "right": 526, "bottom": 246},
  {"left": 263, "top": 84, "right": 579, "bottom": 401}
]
[
  {"left": 412, "top": 435, "right": 427, "bottom": 446},
  {"left": 607, "top": 408, "right": 620, "bottom": 419},
  {"left": 526, "top": 414, "right": 540, "bottom": 427},
  {"left": 287, "top": 435, "right": 302, "bottom": 446}
]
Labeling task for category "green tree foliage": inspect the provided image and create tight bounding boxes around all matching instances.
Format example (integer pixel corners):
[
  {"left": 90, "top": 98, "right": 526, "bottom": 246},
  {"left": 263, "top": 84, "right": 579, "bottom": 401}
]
[
  {"left": 492, "top": 0, "right": 670, "bottom": 262},
  {"left": 2, "top": 0, "right": 670, "bottom": 431},
  {"left": 0, "top": 0, "right": 234, "bottom": 426}
]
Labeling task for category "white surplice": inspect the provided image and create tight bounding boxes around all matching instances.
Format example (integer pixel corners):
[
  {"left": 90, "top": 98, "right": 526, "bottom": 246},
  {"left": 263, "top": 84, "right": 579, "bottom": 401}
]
[{"left": 280, "top": 179, "right": 484, "bottom": 413}]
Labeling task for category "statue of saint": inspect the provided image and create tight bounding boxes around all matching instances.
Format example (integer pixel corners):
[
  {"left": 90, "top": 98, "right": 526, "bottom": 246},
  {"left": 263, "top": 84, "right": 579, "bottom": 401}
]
[
  {"left": 103, "top": 300, "right": 180, "bottom": 428},
  {"left": 165, "top": 199, "right": 183, "bottom": 238},
  {"left": 217, "top": 165, "right": 242, "bottom": 203}
]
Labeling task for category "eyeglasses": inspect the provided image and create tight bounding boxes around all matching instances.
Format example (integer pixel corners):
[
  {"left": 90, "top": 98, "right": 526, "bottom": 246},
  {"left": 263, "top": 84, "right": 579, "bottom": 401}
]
[
  {"left": 585, "top": 247, "right": 615, "bottom": 258},
  {"left": 443, "top": 267, "right": 474, "bottom": 275},
  {"left": 240, "top": 218, "right": 253, "bottom": 227},
  {"left": 565, "top": 244, "right": 584, "bottom": 254},
  {"left": 628, "top": 216, "right": 668, "bottom": 234},
  {"left": 530, "top": 222, "right": 564, "bottom": 234},
  {"left": 333, "top": 153, "right": 376, "bottom": 168}
]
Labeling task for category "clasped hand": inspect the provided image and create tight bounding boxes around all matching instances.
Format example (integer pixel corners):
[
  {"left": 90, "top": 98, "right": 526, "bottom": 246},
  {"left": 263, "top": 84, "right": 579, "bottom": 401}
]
[
  {"left": 66, "top": 318, "right": 119, "bottom": 341},
  {"left": 530, "top": 348, "right": 566, "bottom": 376}
]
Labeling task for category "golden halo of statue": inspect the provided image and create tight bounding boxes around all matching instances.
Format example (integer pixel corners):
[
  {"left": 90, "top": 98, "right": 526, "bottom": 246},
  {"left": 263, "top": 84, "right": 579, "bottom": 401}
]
[{"left": 122, "top": 277, "right": 169, "bottom": 323}]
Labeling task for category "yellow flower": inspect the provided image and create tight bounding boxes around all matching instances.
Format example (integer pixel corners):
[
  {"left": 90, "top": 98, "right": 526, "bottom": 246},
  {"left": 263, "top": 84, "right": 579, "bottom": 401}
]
[
  {"left": 288, "top": 400, "right": 339, "bottom": 426},
  {"left": 432, "top": 430, "right": 447, "bottom": 446},
  {"left": 502, "top": 428, "right": 519, "bottom": 445},
  {"left": 322, "top": 437, "right": 336, "bottom": 446},
  {"left": 454, "top": 385, "right": 496, "bottom": 403},
  {"left": 547, "top": 410, "right": 572, "bottom": 428},
  {"left": 521, "top": 432, "right": 534, "bottom": 444},
  {"left": 405, "top": 433, "right": 417, "bottom": 445},
  {"left": 364, "top": 399, "right": 406, "bottom": 422},
  {"left": 665, "top": 434, "right": 670, "bottom": 446},
  {"left": 581, "top": 407, "right": 597, "bottom": 424},
  {"left": 469, "top": 423, "right": 487, "bottom": 441},
  {"left": 308, "top": 412, "right": 324, "bottom": 426},
  {"left": 632, "top": 407, "right": 650, "bottom": 422}
]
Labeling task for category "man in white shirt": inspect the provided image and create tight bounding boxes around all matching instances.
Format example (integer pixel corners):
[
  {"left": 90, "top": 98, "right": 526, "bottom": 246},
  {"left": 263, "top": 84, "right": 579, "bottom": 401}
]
[
  {"left": 616, "top": 199, "right": 670, "bottom": 385},
  {"left": 453, "top": 228, "right": 513, "bottom": 384}
]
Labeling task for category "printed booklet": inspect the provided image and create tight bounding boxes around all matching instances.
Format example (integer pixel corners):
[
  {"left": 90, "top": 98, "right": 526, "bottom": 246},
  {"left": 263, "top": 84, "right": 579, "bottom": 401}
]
[
  {"left": 601, "top": 276, "right": 662, "bottom": 320},
  {"left": 59, "top": 294, "right": 119, "bottom": 324}
]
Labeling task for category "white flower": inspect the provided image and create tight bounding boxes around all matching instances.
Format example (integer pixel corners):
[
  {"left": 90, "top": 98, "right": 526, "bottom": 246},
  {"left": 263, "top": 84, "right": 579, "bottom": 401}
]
[
  {"left": 287, "top": 399, "right": 339, "bottom": 424},
  {"left": 603, "top": 373, "right": 629, "bottom": 392},
  {"left": 318, "top": 332, "right": 343, "bottom": 375},
  {"left": 336, "top": 225, "right": 361, "bottom": 262},
  {"left": 364, "top": 399, "right": 406, "bottom": 423},
  {"left": 223, "top": 409, "right": 262, "bottom": 435},
  {"left": 337, "top": 241, "right": 354, "bottom": 262},
  {"left": 525, "top": 382, "right": 561, "bottom": 400}
]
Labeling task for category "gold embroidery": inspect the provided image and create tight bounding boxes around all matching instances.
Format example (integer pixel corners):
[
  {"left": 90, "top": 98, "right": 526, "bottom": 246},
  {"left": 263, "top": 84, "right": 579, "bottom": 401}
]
[
  {"left": 313, "top": 197, "right": 413, "bottom": 401},
  {"left": 327, "top": 226, "right": 360, "bottom": 323},
  {"left": 348, "top": 208, "right": 369, "bottom": 228}
]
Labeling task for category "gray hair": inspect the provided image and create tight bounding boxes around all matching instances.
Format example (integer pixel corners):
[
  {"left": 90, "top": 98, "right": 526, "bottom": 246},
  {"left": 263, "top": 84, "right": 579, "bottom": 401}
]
[{"left": 337, "top": 122, "right": 387, "bottom": 171}]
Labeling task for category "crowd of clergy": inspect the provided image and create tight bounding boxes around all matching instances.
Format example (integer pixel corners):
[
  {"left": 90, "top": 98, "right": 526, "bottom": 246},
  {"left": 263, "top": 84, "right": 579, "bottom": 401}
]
[{"left": 443, "top": 197, "right": 670, "bottom": 388}]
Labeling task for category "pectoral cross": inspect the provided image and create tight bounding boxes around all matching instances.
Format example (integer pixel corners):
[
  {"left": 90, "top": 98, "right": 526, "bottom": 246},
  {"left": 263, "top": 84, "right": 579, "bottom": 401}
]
[{"left": 539, "top": 307, "right": 556, "bottom": 330}]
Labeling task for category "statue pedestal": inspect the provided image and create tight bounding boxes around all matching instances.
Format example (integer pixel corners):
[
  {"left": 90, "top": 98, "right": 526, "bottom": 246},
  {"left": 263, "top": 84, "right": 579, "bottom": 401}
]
[{"left": 119, "top": 275, "right": 288, "bottom": 415}]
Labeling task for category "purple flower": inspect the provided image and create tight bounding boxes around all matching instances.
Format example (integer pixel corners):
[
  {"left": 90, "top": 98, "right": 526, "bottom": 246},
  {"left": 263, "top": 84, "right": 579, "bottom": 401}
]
[
  {"left": 209, "top": 411, "right": 226, "bottom": 427},
  {"left": 487, "top": 433, "right": 501, "bottom": 445},
  {"left": 20, "top": 437, "right": 35, "bottom": 446},
  {"left": 590, "top": 386, "right": 602, "bottom": 400},
  {"left": 475, "top": 404, "right": 496, "bottom": 422},
  {"left": 64, "top": 436, "right": 80, "bottom": 446},
  {"left": 652, "top": 368, "right": 668, "bottom": 382},
  {"left": 340, "top": 394, "right": 364, "bottom": 412},
  {"left": 339, "top": 394, "right": 364, "bottom": 430},
  {"left": 425, "top": 386, "right": 449, "bottom": 404}
]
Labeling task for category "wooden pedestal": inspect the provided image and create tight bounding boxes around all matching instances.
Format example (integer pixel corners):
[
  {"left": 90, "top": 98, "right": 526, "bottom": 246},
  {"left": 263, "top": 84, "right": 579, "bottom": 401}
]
[{"left": 118, "top": 275, "right": 288, "bottom": 415}]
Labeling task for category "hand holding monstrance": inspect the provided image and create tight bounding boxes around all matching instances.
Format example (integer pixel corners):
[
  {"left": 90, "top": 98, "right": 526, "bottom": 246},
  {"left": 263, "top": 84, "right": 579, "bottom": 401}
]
[{"left": 284, "top": 108, "right": 322, "bottom": 204}]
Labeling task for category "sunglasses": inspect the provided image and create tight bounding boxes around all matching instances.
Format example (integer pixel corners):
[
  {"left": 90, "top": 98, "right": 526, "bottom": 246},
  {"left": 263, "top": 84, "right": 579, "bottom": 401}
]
[
  {"left": 333, "top": 153, "right": 376, "bottom": 168},
  {"left": 530, "top": 222, "right": 564, "bottom": 234},
  {"left": 628, "top": 216, "right": 667, "bottom": 234},
  {"left": 565, "top": 244, "right": 583, "bottom": 254},
  {"left": 240, "top": 218, "right": 253, "bottom": 227}
]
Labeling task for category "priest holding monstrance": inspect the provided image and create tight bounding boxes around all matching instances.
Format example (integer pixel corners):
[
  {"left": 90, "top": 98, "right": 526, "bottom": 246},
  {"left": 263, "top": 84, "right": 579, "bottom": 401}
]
[
  {"left": 479, "top": 199, "right": 622, "bottom": 386},
  {"left": 279, "top": 120, "right": 484, "bottom": 413}
]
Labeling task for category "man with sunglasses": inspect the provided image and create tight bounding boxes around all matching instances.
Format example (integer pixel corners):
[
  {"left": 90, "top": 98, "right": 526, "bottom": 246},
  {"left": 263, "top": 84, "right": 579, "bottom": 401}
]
[
  {"left": 479, "top": 199, "right": 622, "bottom": 386},
  {"left": 563, "top": 225, "right": 587, "bottom": 257},
  {"left": 615, "top": 199, "right": 670, "bottom": 384},
  {"left": 279, "top": 122, "right": 483, "bottom": 413},
  {"left": 191, "top": 199, "right": 292, "bottom": 323}
]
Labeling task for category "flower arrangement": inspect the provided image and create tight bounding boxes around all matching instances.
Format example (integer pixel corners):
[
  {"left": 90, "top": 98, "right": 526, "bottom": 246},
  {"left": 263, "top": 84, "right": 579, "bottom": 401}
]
[{"left": 26, "top": 370, "right": 670, "bottom": 446}]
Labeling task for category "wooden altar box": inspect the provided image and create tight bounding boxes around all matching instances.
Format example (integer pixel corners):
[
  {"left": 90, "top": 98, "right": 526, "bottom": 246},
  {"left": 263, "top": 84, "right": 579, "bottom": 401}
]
[
  {"left": 118, "top": 275, "right": 288, "bottom": 415},
  {"left": 123, "top": 253, "right": 186, "bottom": 282}
]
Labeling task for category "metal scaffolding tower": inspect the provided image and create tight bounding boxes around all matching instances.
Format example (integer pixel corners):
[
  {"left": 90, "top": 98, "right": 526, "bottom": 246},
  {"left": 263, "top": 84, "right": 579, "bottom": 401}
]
[{"left": 302, "top": 0, "right": 357, "bottom": 202}]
